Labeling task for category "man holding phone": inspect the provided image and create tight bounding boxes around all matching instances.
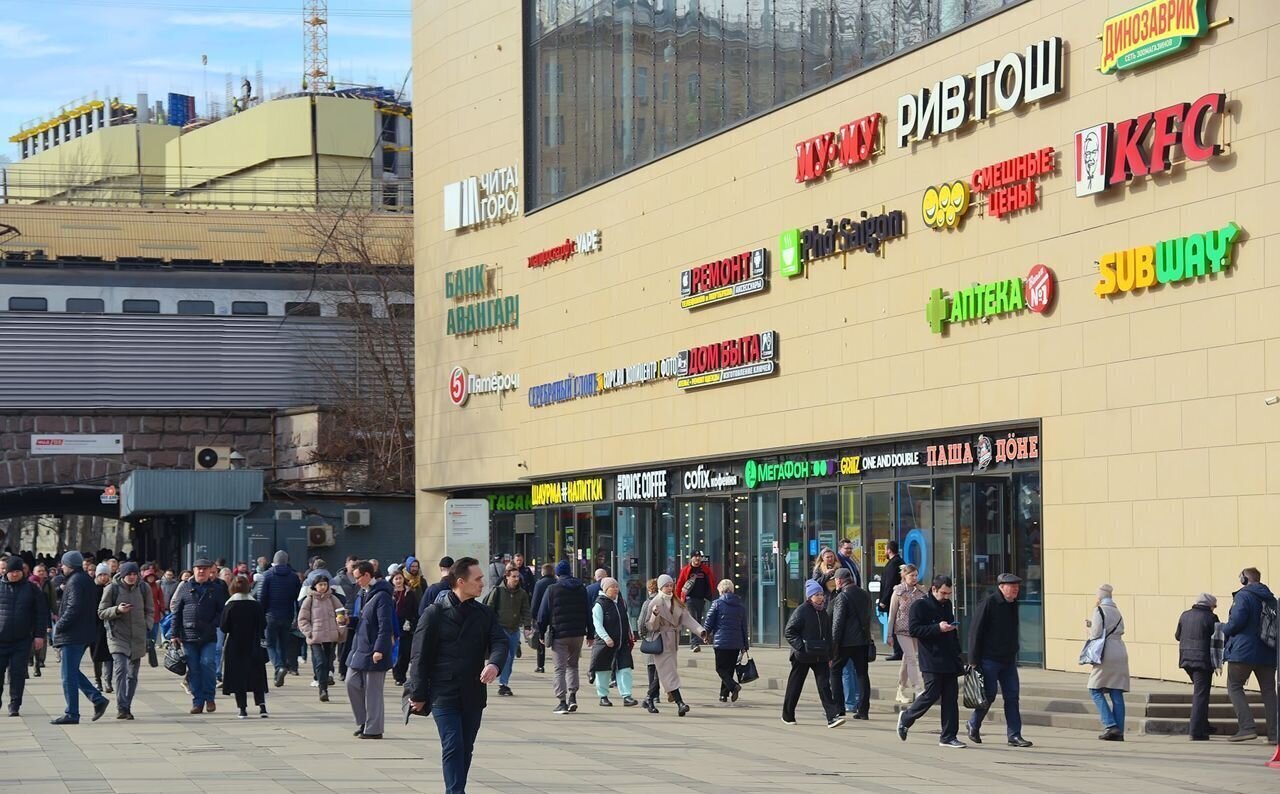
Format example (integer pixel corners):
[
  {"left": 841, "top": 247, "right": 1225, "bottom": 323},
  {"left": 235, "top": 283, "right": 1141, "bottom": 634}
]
[
  {"left": 98, "top": 562, "right": 154, "bottom": 720},
  {"left": 896, "top": 575, "right": 966, "bottom": 748}
]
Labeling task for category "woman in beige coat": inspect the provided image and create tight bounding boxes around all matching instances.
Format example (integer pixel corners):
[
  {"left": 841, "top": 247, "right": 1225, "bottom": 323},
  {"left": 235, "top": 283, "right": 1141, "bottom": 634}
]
[
  {"left": 644, "top": 574, "right": 707, "bottom": 717},
  {"left": 297, "top": 575, "right": 345, "bottom": 703},
  {"left": 1085, "top": 584, "right": 1130, "bottom": 741},
  {"left": 887, "top": 563, "right": 926, "bottom": 705}
]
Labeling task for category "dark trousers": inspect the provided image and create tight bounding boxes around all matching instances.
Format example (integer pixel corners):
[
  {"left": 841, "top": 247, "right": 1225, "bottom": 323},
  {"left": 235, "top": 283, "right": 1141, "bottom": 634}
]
[
  {"left": 536, "top": 636, "right": 546, "bottom": 669},
  {"left": 0, "top": 640, "right": 31, "bottom": 709},
  {"left": 968, "top": 657, "right": 1022, "bottom": 737},
  {"left": 686, "top": 598, "right": 706, "bottom": 646},
  {"left": 646, "top": 663, "right": 660, "bottom": 700},
  {"left": 338, "top": 636, "right": 352, "bottom": 678},
  {"left": 901, "top": 671, "right": 960, "bottom": 742},
  {"left": 782, "top": 659, "right": 838, "bottom": 722},
  {"left": 433, "top": 705, "right": 484, "bottom": 794},
  {"left": 310, "top": 642, "right": 335, "bottom": 687},
  {"left": 830, "top": 647, "right": 870, "bottom": 717},
  {"left": 233, "top": 689, "right": 266, "bottom": 710},
  {"left": 393, "top": 637, "right": 412, "bottom": 683},
  {"left": 1185, "top": 666, "right": 1213, "bottom": 739},
  {"left": 265, "top": 616, "right": 291, "bottom": 673},
  {"left": 713, "top": 648, "right": 740, "bottom": 697}
]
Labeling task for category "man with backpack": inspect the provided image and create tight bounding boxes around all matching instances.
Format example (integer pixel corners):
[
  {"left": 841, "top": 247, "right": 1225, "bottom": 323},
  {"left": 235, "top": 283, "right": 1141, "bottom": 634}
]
[{"left": 1220, "top": 567, "right": 1277, "bottom": 743}]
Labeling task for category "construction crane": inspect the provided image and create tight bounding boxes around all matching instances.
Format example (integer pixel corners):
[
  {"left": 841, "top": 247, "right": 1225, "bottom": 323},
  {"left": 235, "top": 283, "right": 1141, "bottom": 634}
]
[{"left": 303, "top": 0, "right": 332, "bottom": 91}]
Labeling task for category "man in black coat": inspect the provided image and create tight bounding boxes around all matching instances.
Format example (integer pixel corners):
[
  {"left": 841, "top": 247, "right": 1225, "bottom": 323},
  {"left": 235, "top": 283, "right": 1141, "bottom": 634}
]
[
  {"left": 897, "top": 575, "right": 965, "bottom": 748},
  {"left": 0, "top": 555, "right": 50, "bottom": 716},
  {"left": 171, "top": 560, "right": 225, "bottom": 714},
  {"left": 878, "top": 541, "right": 905, "bottom": 660},
  {"left": 965, "top": 573, "right": 1032, "bottom": 747},
  {"left": 829, "top": 568, "right": 874, "bottom": 720},
  {"left": 782, "top": 579, "right": 842, "bottom": 728},
  {"left": 409, "top": 556, "right": 507, "bottom": 794},
  {"left": 51, "top": 551, "right": 110, "bottom": 724},
  {"left": 1175, "top": 592, "right": 1220, "bottom": 741},
  {"left": 528, "top": 563, "right": 556, "bottom": 673},
  {"left": 536, "top": 560, "right": 590, "bottom": 714}
]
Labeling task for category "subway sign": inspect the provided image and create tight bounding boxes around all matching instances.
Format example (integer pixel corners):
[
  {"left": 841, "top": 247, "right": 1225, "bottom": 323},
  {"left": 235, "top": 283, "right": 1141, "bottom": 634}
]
[
  {"left": 1095, "top": 222, "right": 1241, "bottom": 298},
  {"left": 675, "top": 330, "right": 776, "bottom": 390},
  {"left": 680, "top": 248, "right": 768, "bottom": 309},
  {"left": 1099, "top": 0, "right": 1215, "bottom": 75}
]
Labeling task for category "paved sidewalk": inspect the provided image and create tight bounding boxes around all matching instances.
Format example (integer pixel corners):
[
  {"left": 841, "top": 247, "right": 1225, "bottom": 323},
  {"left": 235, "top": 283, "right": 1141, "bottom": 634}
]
[{"left": 4, "top": 653, "right": 1277, "bottom": 793}]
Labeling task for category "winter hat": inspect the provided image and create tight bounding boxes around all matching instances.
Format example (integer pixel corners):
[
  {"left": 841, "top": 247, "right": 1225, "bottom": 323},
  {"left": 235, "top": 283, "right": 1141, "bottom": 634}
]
[
  {"left": 600, "top": 577, "right": 619, "bottom": 593},
  {"left": 119, "top": 562, "right": 140, "bottom": 577},
  {"left": 1194, "top": 592, "right": 1217, "bottom": 608},
  {"left": 272, "top": 550, "right": 289, "bottom": 566},
  {"left": 4, "top": 556, "right": 24, "bottom": 572},
  {"left": 657, "top": 574, "right": 674, "bottom": 589},
  {"left": 61, "top": 550, "right": 84, "bottom": 569},
  {"left": 310, "top": 572, "right": 331, "bottom": 586},
  {"left": 387, "top": 563, "right": 402, "bottom": 577},
  {"left": 1097, "top": 583, "right": 1114, "bottom": 598},
  {"left": 555, "top": 560, "right": 572, "bottom": 577},
  {"left": 95, "top": 562, "right": 111, "bottom": 577},
  {"left": 804, "top": 580, "right": 823, "bottom": 600},
  {"left": 833, "top": 568, "right": 852, "bottom": 582}
]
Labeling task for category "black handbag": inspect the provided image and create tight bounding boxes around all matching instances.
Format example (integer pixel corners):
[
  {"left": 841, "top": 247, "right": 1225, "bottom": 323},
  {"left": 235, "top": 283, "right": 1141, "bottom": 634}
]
[
  {"left": 639, "top": 634, "right": 664, "bottom": 655},
  {"left": 735, "top": 651, "right": 759, "bottom": 684},
  {"left": 163, "top": 643, "right": 187, "bottom": 677}
]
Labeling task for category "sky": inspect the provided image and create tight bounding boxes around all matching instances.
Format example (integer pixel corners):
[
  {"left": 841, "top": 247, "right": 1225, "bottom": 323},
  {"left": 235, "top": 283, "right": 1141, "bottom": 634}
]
[{"left": 0, "top": 0, "right": 412, "bottom": 160}]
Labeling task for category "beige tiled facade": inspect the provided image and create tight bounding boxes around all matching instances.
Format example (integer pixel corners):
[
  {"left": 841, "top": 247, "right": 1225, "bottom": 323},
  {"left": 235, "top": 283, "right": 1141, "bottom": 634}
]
[{"left": 413, "top": 0, "right": 1280, "bottom": 680}]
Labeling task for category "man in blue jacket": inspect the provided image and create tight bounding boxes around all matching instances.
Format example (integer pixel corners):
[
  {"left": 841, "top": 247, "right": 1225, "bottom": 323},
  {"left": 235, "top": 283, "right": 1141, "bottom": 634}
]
[
  {"left": 0, "top": 555, "right": 50, "bottom": 717},
  {"left": 259, "top": 550, "right": 302, "bottom": 688},
  {"left": 1221, "top": 567, "right": 1277, "bottom": 743},
  {"left": 51, "top": 551, "right": 110, "bottom": 724},
  {"left": 347, "top": 561, "right": 394, "bottom": 738}
]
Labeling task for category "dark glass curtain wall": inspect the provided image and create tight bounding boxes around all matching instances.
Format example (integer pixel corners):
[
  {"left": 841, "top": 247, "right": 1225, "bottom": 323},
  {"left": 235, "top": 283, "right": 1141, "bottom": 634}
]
[{"left": 526, "top": 0, "right": 1018, "bottom": 208}]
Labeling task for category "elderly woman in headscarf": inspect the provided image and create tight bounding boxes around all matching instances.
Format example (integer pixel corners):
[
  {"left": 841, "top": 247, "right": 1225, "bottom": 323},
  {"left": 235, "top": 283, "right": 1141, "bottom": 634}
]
[
  {"left": 643, "top": 574, "right": 708, "bottom": 717},
  {"left": 589, "top": 577, "right": 637, "bottom": 707},
  {"left": 1085, "top": 583, "right": 1130, "bottom": 741}
]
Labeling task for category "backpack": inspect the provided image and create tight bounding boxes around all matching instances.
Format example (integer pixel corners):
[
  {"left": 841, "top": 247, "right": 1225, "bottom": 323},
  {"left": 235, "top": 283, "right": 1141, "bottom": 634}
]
[{"left": 1260, "top": 599, "right": 1279, "bottom": 649}]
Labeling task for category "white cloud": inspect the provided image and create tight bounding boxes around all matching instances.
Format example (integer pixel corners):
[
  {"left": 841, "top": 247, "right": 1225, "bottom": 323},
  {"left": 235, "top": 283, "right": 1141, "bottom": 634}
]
[
  {"left": 0, "top": 23, "right": 75, "bottom": 58},
  {"left": 167, "top": 13, "right": 290, "bottom": 31}
]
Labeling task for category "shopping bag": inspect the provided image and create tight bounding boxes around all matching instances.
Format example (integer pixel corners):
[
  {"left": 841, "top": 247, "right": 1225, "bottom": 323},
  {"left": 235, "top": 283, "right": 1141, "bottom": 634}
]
[
  {"left": 735, "top": 651, "right": 760, "bottom": 685},
  {"left": 163, "top": 643, "right": 188, "bottom": 677},
  {"left": 962, "top": 665, "right": 988, "bottom": 710}
]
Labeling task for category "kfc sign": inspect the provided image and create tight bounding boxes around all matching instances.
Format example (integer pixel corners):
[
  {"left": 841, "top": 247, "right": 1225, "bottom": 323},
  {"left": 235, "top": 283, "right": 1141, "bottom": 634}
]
[
  {"left": 1075, "top": 93, "right": 1225, "bottom": 197},
  {"left": 680, "top": 248, "right": 768, "bottom": 309},
  {"left": 675, "top": 331, "right": 776, "bottom": 390},
  {"left": 795, "top": 113, "right": 881, "bottom": 183}
]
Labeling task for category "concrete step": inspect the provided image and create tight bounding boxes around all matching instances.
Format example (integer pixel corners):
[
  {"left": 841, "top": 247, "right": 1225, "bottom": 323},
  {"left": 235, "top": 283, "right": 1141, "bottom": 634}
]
[{"left": 1146, "top": 702, "right": 1268, "bottom": 719}]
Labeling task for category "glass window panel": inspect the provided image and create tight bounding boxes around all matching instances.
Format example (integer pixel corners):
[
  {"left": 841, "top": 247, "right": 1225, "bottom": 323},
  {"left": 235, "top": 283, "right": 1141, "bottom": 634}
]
[
  {"left": 654, "top": 0, "right": 678, "bottom": 154},
  {"left": 936, "top": 0, "right": 965, "bottom": 33},
  {"left": 863, "top": 0, "right": 894, "bottom": 64},
  {"left": 178, "top": 299, "right": 215, "bottom": 315},
  {"left": 746, "top": 0, "right": 775, "bottom": 114},
  {"left": 895, "top": 0, "right": 925, "bottom": 51},
  {"left": 66, "top": 298, "right": 105, "bottom": 313},
  {"left": 775, "top": 0, "right": 803, "bottom": 101},
  {"left": 833, "top": 0, "right": 863, "bottom": 75},
  {"left": 700, "top": 0, "right": 726, "bottom": 134},
  {"left": 8, "top": 296, "right": 48, "bottom": 311},
  {"left": 122, "top": 299, "right": 160, "bottom": 314},
  {"left": 569, "top": 14, "right": 591, "bottom": 189},
  {"left": 593, "top": 2, "right": 616, "bottom": 175},
  {"left": 617, "top": 3, "right": 637, "bottom": 168},
  {"left": 801, "top": 0, "right": 832, "bottom": 90},
  {"left": 231, "top": 300, "right": 268, "bottom": 316},
  {"left": 633, "top": 1, "right": 656, "bottom": 164},
  {"left": 285, "top": 301, "right": 320, "bottom": 317},
  {"left": 723, "top": 0, "right": 749, "bottom": 124},
  {"left": 675, "top": 0, "right": 700, "bottom": 146}
]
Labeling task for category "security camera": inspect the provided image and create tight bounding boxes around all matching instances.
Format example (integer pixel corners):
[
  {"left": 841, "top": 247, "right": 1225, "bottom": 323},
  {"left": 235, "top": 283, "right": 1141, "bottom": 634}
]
[{"left": 1265, "top": 396, "right": 1280, "bottom": 406}]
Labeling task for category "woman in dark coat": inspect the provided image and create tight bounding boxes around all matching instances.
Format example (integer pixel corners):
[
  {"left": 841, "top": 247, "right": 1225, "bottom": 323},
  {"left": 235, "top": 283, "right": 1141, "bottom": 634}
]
[
  {"left": 702, "top": 579, "right": 749, "bottom": 702},
  {"left": 390, "top": 571, "right": 420, "bottom": 685},
  {"left": 1174, "top": 592, "right": 1219, "bottom": 741},
  {"left": 220, "top": 575, "right": 270, "bottom": 718},
  {"left": 90, "top": 564, "right": 115, "bottom": 692}
]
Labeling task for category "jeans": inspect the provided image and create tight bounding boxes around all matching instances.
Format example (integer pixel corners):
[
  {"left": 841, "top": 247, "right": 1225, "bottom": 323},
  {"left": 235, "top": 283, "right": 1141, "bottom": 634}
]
[
  {"left": 215, "top": 628, "right": 225, "bottom": 677},
  {"left": 1184, "top": 667, "right": 1212, "bottom": 739},
  {"left": 0, "top": 640, "right": 31, "bottom": 709},
  {"left": 310, "top": 642, "right": 336, "bottom": 688},
  {"left": 782, "top": 659, "right": 838, "bottom": 722},
  {"left": 1226, "top": 662, "right": 1278, "bottom": 739},
  {"left": 433, "top": 705, "right": 484, "bottom": 794},
  {"left": 968, "top": 657, "right": 1022, "bottom": 737},
  {"left": 901, "top": 672, "right": 960, "bottom": 742},
  {"left": 830, "top": 650, "right": 870, "bottom": 717},
  {"left": 499, "top": 628, "right": 520, "bottom": 686},
  {"left": 1089, "top": 688, "right": 1125, "bottom": 732},
  {"left": 686, "top": 598, "right": 706, "bottom": 646},
  {"left": 265, "top": 616, "right": 291, "bottom": 673},
  {"left": 185, "top": 641, "right": 219, "bottom": 707},
  {"left": 111, "top": 653, "right": 141, "bottom": 713},
  {"left": 58, "top": 643, "right": 106, "bottom": 720}
]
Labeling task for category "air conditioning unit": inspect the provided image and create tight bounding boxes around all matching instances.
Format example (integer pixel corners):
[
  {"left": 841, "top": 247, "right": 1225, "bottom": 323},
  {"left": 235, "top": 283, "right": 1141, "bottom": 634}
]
[
  {"left": 307, "top": 524, "right": 335, "bottom": 547},
  {"left": 275, "top": 510, "right": 303, "bottom": 521},
  {"left": 193, "top": 446, "right": 233, "bottom": 471},
  {"left": 344, "top": 508, "right": 371, "bottom": 527}
]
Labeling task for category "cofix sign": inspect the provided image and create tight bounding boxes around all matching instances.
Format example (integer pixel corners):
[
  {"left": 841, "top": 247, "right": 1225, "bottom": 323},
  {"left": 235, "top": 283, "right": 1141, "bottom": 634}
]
[
  {"left": 1099, "top": 0, "right": 1216, "bottom": 74},
  {"left": 795, "top": 113, "right": 881, "bottom": 183},
  {"left": 1074, "top": 93, "right": 1225, "bottom": 197},
  {"left": 680, "top": 248, "right": 767, "bottom": 309},
  {"left": 675, "top": 331, "right": 776, "bottom": 390}
]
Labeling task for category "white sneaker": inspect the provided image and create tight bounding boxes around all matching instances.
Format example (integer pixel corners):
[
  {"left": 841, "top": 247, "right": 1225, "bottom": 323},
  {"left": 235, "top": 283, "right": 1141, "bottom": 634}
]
[{"left": 310, "top": 680, "right": 319, "bottom": 688}]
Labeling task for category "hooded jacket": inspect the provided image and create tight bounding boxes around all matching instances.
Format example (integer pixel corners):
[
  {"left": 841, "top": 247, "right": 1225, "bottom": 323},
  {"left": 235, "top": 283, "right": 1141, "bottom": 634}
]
[
  {"left": 54, "top": 568, "right": 99, "bottom": 648},
  {"left": 98, "top": 572, "right": 154, "bottom": 659},
  {"left": 0, "top": 574, "right": 50, "bottom": 644},
  {"left": 346, "top": 578, "right": 395, "bottom": 671},
  {"left": 258, "top": 563, "right": 302, "bottom": 621},
  {"left": 1222, "top": 582, "right": 1277, "bottom": 665}
]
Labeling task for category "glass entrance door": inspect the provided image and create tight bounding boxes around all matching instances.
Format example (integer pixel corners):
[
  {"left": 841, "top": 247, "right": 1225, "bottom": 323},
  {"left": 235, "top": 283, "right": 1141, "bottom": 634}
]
[
  {"left": 954, "top": 477, "right": 1010, "bottom": 649},
  {"left": 615, "top": 505, "right": 651, "bottom": 628},
  {"left": 750, "top": 492, "right": 780, "bottom": 645},
  {"left": 780, "top": 490, "right": 808, "bottom": 625}
]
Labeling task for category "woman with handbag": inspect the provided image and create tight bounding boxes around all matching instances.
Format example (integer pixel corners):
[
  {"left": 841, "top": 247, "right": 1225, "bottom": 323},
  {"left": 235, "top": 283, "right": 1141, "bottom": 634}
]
[
  {"left": 888, "top": 564, "right": 926, "bottom": 705},
  {"left": 644, "top": 574, "right": 708, "bottom": 717},
  {"left": 637, "top": 578, "right": 662, "bottom": 712},
  {"left": 589, "top": 578, "right": 637, "bottom": 707},
  {"left": 1085, "top": 584, "right": 1129, "bottom": 741},
  {"left": 701, "top": 579, "right": 748, "bottom": 703},
  {"left": 298, "top": 574, "right": 345, "bottom": 702},
  {"left": 220, "top": 576, "right": 270, "bottom": 718}
]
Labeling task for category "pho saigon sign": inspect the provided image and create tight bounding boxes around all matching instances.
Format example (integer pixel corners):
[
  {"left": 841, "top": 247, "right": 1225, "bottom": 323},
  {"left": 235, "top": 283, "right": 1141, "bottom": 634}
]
[{"left": 1098, "top": 0, "right": 1224, "bottom": 75}]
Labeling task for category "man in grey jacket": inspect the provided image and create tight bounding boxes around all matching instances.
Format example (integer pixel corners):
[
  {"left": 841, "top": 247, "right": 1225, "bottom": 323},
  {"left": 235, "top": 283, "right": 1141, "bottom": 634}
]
[{"left": 98, "top": 562, "right": 154, "bottom": 720}]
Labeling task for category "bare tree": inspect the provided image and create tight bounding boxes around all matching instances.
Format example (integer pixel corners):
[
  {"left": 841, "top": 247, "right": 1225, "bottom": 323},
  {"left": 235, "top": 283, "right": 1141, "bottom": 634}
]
[{"left": 291, "top": 209, "right": 414, "bottom": 493}]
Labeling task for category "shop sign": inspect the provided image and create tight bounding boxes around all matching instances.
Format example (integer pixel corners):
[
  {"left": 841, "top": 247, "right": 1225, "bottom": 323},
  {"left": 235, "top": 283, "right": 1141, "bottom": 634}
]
[
  {"left": 858, "top": 451, "right": 921, "bottom": 472},
  {"left": 527, "top": 229, "right": 602, "bottom": 268},
  {"left": 926, "top": 265, "right": 1055, "bottom": 335},
  {"left": 1099, "top": 0, "right": 1216, "bottom": 75},
  {"left": 795, "top": 113, "right": 882, "bottom": 183},
  {"left": 443, "top": 165, "right": 519, "bottom": 232},
  {"left": 449, "top": 366, "right": 519, "bottom": 407},
  {"left": 744, "top": 456, "right": 837, "bottom": 489},
  {"left": 1096, "top": 221, "right": 1240, "bottom": 298},
  {"left": 527, "top": 373, "right": 602, "bottom": 408},
  {"left": 445, "top": 264, "right": 519, "bottom": 336},
  {"left": 682, "top": 465, "right": 740, "bottom": 491},
  {"left": 896, "top": 38, "right": 1063, "bottom": 148},
  {"left": 970, "top": 147, "right": 1056, "bottom": 219},
  {"left": 616, "top": 469, "right": 668, "bottom": 501},
  {"left": 531, "top": 478, "right": 606, "bottom": 507},
  {"left": 529, "top": 356, "right": 678, "bottom": 408},
  {"left": 921, "top": 181, "right": 970, "bottom": 230},
  {"left": 1074, "top": 93, "right": 1225, "bottom": 198},
  {"left": 675, "top": 330, "right": 776, "bottom": 390},
  {"left": 486, "top": 493, "right": 532, "bottom": 512},
  {"left": 100, "top": 485, "right": 119, "bottom": 505},
  {"left": 927, "top": 432, "right": 1039, "bottom": 468},
  {"left": 680, "top": 248, "right": 768, "bottom": 309},
  {"left": 778, "top": 210, "right": 906, "bottom": 278},
  {"left": 31, "top": 434, "right": 123, "bottom": 455}
]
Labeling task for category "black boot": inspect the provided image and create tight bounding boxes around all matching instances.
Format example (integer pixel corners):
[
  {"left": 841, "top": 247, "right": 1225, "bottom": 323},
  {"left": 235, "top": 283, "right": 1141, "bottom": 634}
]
[{"left": 673, "top": 689, "right": 690, "bottom": 717}]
